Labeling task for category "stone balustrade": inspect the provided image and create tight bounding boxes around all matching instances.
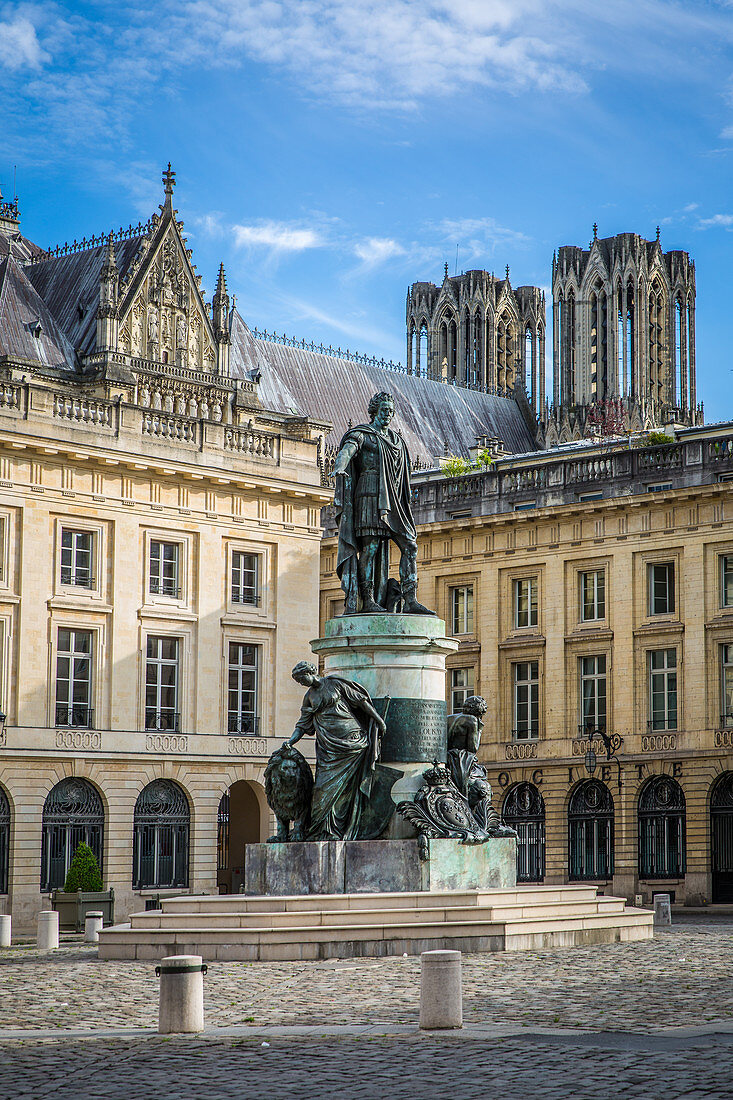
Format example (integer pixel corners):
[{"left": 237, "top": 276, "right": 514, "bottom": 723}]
[{"left": 53, "top": 394, "right": 114, "bottom": 428}]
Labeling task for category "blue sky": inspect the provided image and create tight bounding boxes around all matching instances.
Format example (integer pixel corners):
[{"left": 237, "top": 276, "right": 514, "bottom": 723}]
[{"left": 2, "top": 1, "right": 733, "bottom": 419}]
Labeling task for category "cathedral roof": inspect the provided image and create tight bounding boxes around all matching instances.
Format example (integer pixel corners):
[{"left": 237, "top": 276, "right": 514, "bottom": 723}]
[
  {"left": 0, "top": 254, "right": 78, "bottom": 371},
  {"left": 229, "top": 309, "right": 537, "bottom": 459}
]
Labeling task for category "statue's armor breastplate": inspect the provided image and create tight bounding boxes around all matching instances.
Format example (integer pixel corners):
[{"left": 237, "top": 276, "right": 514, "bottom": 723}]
[{"left": 354, "top": 434, "right": 383, "bottom": 537}]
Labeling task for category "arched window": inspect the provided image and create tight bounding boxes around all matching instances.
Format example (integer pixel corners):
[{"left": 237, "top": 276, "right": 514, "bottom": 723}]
[
  {"left": 503, "top": 782, "right": 545, "bottom": 882},
  {"left": 525, "top": 326, "right": 534, "bottom": 401},
  {"left": 133, "top": 779, "right": 189, "bottom": 889},
  {"left": 638, "top": 776, "right": 686, "bottom": 879},
  {"left": 711, "top": 772, "right": 733, "bottom": 903},
  {"left": 41, "top": 778, "right": 104, "bottom": 892},
  {"left": 568, "top": 780, "right": 614, "bottom": 881},
  {"left": 674, "top": 296, "right": 684, "bottom": 408},
  {"left": 0, "top": 786, "right": 9, "bottom": 894},
  {"left": 418, "top": 324, "right": 428, "bottom": 379}
]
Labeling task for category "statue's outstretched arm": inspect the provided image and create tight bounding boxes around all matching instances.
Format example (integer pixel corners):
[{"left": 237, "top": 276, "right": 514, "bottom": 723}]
[{"left": 333, "top": 436, "right": 360, "bottom": 475}]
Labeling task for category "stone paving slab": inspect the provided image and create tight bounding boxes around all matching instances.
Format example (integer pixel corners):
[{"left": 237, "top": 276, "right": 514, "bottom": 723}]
[{"left": 1, "top": 924, "right": 731, "bottom": 1034}]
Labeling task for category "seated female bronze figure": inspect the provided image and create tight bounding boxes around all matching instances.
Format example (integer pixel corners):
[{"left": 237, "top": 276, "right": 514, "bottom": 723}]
[{"left": 287, "top": 661, "right": 386, "bottom": 840}]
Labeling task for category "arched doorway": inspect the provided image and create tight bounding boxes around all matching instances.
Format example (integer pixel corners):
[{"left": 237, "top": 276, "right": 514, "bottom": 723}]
[
  {"left": 503, "top": 782, "right": 545, "bottom": 882},
  {"left": 217, "top": 780, "right": 262, "bottom": 894},
  {"left": 638, "top": 775, "right": 686, "bottom": 880},
  {"left": 41, "top": 778, "right": 104, "bottom": 892},
  {"left": 711, "top": 772, "right": 733, "bottom": 903},
  {"left": 0, "top": 785, "right": 9, "bottom": 895},
  {"left": 133, "top": 779, "right": 189, "bottom": 890},
  {"left": 568, "top": 779, "right": 614, "bottom": 881}
]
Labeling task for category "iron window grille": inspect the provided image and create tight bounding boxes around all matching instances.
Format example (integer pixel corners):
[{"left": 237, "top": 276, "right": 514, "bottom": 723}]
[
  {"left": 145, "top": 636, "right": 180, "bottom": 732},
  {"left": 568, "top": 779, "right": 614, "bottom": 881},
  {"left": 217, "top": 792, "right": 229, "bottom": 872},
  {"left": 60, "top": 529, "right": 94, "bottom": 588},
  {"left": 638, "top": 776, "right": 686, "bottom": 879},
  {"left": 40, "top": 777, "right": 104, "bottom": 892},
  {"left": 55, "top": 629, "right": 92, "bottom": 729},
  {"left": 227, "top": 713, "right": 260, "bottom": 734},
  {"left": 149, "top": 541, "right": 180, "bottom": 599},
  {"left": 231, "top": 551, "right": 260, "bottom": 606},
  {"left": 711, "top": 772, "right": 733, "bottom": 903},
  {"left": 55, "top": 704, "right": 94, "bottom": 729},
  {"left": 0, "top": 785, "right": 9, "bottom": 895},
  {"left": 503, "top": 782, "right": 545, "bottom": 882},
  {"left": 133, "top": 779, "right": 189, "bottom": 889},
  {"left": 228, "top": 642, "right": 259, "bottom": 737}
]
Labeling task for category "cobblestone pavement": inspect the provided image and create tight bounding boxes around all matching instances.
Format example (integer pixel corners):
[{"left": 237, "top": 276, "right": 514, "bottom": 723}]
[{"left": 1, "top": 922, "right": 732, "bottom": 1033}]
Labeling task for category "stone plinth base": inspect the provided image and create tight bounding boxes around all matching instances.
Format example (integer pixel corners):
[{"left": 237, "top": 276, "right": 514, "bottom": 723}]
[{"left": 244, "top": 837, "right": 517, "bottom": 895}]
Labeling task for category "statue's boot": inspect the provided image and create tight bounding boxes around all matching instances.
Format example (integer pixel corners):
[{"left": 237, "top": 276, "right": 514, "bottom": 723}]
[
  {"left": 359, "top": 582, "right": 385, "bottom": 614},
  {"left": 402, "top": 579, "right": 437, "bottom": 616}
]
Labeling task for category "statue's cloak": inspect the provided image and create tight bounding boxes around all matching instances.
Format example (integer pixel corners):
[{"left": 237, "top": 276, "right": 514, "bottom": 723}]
[{"left": 334, "top": 424, "right": 415, "bottom": 612}]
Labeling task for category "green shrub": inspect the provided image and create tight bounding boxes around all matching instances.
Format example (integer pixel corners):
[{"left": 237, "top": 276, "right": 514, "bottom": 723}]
[
  {"left": 440, "top": 455, "right": 472, "bottom": 477},
  {"left": 643, "top": 430, "right": 675, "bottom": 446},
  {"left": 63, "top": 842, "right": 103, "bottom": 893},
  {"left": 475, "top": 448, "right": 495, "bottom": 469}
]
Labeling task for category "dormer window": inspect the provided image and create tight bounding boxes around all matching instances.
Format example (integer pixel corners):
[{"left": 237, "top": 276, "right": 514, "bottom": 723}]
[{"left": 25, "top": 319, "right": 42, "bottom": 339}]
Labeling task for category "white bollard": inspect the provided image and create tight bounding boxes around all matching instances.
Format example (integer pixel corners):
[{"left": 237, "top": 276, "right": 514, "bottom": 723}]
[
  {"left": 420, "top": 949, "right": 462, "bottom": 1030},
  {"left": 0, "top": 915, "right": 10, "bottom": 947},
  {"left": 37, "top": 910, "right": 59, "bottom": 950},
  {"left": 654, "top": 893, "right": 672, "bottom": 926},
  {"left": 156, "top": 954, "right": 207, "bottom": 1034},
  {"left": 84, "top": 911, "right": 104, "bottom": 944}
]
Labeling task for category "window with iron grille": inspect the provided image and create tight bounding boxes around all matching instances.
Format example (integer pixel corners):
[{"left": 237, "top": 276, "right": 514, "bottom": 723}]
[
  {"left": 149, "top": 541, "right": 180, "bottom": 598},
  {"left": 649, "top": 648, "right": 677, "bottom": 731},
  {"left": 217, "top": 791, "right": 229, "bottom": 872},
  {"left": 451, "top": 585, "right": 474, "bottom": 634},
  {"left": 145, "top": 636, "right": 180, "bottom": 731},
  {"left": 0, "top": 785, "right": 9, "bottom": 895},
  {"left": 40, "top": 778, "right": 104, "bottom": 892},
  {"left": 721, "top": 556, "right": 733, "bottom": 609},
  {"left": 133, "top": 779, "right": 189, "bottom": 889},
  {"left": 513, "top": 577, "right": 538, "bottom": 629},
  {"left": 648, "top": 562, "right": 675, "bottom": 615},
  {"left": 60, "top": 529, "right": 94, "bottom": 588},
  {"left": 638, "top": 776, "right": 686, "bottom": 879},
  {"left": 568, "top": 780, "right": 614, "bottom": 881},
  {"left": 513, "top": 660, "right": 539, "bottom": 739},
  {"left": 579, "top": 655, "right": 607, "bottom": 735},
  {"left": 721, "top": 644, "right": 733, "bottom": 728},
  {"left": 580, "top": 569, "right": 605, "bottom": 622},
  {"left": 450, "top": 667, "right": 474, "bottom": 713},
  {"left": 228, "top": 642, "right": 259, "bottom": 733},
  {"left": 231, "top": 551, "right": 260, "bottom": 606},
  {"left": 503, "top": 782, "right": 545, "bottom": 882},
  {"left": 55, "top": 628, "right": 93, "bottom": 728}
]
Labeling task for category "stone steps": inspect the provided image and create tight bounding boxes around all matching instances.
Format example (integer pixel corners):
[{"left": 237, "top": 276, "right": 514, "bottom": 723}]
[{"left": 98, "top": 885, "right": 653, "bottom": 961}]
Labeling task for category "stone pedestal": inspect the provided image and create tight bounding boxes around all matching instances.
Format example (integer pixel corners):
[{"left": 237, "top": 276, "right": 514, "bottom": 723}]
[{"left": 245, "top": 837, "right": 517, "bottom": 895}]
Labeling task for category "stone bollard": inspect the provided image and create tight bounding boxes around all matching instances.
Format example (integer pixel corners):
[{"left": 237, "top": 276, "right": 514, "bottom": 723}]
[
  {"left": 156, "top": 954, "right": 207, "bottom": 1034},
  {"left": 634, "top": 894, "right": 644, "bottom": 909},
  {"left": 37, "top": 910, "right": 59, "bottom": 951},
  {"left": 654, "top": 893, "right": 672, "bottom": 926},
  {"left": 0, "top": 915, "right": 10, "bottom": 947},
  {"left": 84, "top": 911, "right": 104, "bottom": 944},
  {"left": 420, "top": 950, "right": 462, "bottom": 1030}
]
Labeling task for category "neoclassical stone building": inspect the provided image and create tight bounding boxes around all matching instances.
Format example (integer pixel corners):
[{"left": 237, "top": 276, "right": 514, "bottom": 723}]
[
  {"left": 320, "top": 426, "right": 733, "bottom": 906},
  {"left": 405, "top": 267, "right": 546, "bottom": 418},
  {"left": 549, "top": 229, "right": 701, "bottom": 443}
]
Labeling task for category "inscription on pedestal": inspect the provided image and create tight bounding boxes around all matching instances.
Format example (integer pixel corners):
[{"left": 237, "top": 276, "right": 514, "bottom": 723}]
[{"left": 374, "top": 697, "right": 447, "bottom": 763}]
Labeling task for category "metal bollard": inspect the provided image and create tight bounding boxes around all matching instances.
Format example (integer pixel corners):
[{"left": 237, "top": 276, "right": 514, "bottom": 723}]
[
  {"left": 155, "top": 954, "right": 207, "bottom": 1033},
  {"left": 420, "top": 949, "right": 462, "bottom": 1030},
  {"left": 37, "top": 910, "right": 59, "bottom": 951},
  {"left": 0, "top": 915, "right": 10, "bottom": 947},
  {"left": 84, "top": 911, "right": 104, "bottom": 943},
  {"left": 653, "top": 893, "right": 672, "bottom": 926}
]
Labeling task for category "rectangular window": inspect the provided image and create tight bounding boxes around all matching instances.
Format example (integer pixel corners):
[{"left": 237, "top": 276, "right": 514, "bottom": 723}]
[
  {"left": 721, "top": 644, "right": 733, "bottom": 728},
  {"left": 649, "top": 648, "right": 677, "bottom": 731},
  {"left": 648, "top": 562, "right": 675, "bottom": 616},
  {"left": 450, "top": 667, "right": 474, "bottom": 713},
  {"left": 60, "top": 529, "right": 94, "bottom": 588},
  {"left": 451, "top": 585, "right": 474, "bottom": 634},
  {"left": 55, "top": 628, "right": 93, "bottom": 727},
  {"left": 145, "top": 636, "right": 180, "bottom": 731},
  {"left": 228, "top": 642, "right": 259, "bottom": 734},
  {"left": 579, "top": 654, "right": 607, "bottom": 735},
  {"left": 231, "top": 551, "right": 260, "bottom": 606},
  {"left": 514, "top": 578, "right": 538, "bottom": 629},
  {"left": 580, "top": 570, "right": 605, "bottom": 622},
  {"left": 149, "top": 541, "right": 180, "bottom": 598},
  {"left": 513, "top": 660, "right": 539, "bottom": 740},
  {"left": 721, "top": 556, "right": 733, "bottom": 609}
]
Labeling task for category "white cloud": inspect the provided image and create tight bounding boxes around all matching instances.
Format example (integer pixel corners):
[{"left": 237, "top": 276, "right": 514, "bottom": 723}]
[
  {"left": 232, "top": 220, "right": 325, "bottom": 253},
  {"left": 0, "top": 13, "right": 50, "bottom": 70},
  {"left": 697, "top": 213, "right": 733, "bottom": 229},
  {"left": 353, "top": 237, "right": 405, "bottom": 268}
]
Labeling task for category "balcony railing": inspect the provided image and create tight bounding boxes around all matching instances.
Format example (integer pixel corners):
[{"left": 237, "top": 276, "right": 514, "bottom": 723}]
[
  {"left": 55, "top": 704, "right": 94, "bottom": 728},
  {"left": 149, "top": 579, "right": 182, "bottom": 599},
  {"left": 145, "top": 710, "right": 181, "bottom": 732},
  {"left": 228, "top": 713, "right": 260, "bottom": 734},
  {"left": 577, "top": 723, "right": 607, "bottom": 737},
  {"left": 647, "top": 720, "right": 678, "bottom": 733},
  {"left": 511, "top": 727, "right": 539, "bottom": 741},
  {"left": 719, "top": 713, "right": 733, "bottom": 729},
  {"left": 231, "top": 590, "right": 260, "bottom": 606},
  {"left": 60, "top": 572, "right": 95, "bottom": 589}
]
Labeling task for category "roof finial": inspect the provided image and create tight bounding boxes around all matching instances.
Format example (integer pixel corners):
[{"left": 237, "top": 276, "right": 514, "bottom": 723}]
[
  {"left": 162, "top": 162, "right": 176, "bottom": 204},
  {"left": 444, "top": 261, "right": 449, "bottom": 280},
  {"left": 656, "top": 225, "right": 661, "bottom": 243},
  {"left": 505, "top": 264, "right": 510, "bottom": 281},
  {"left": 593, "top": 222, "right": 598, "bottom": 241}
]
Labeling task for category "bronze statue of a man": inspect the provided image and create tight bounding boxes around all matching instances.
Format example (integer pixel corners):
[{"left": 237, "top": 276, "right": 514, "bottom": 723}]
[
  {"left": 333, "top": 391, "right": 433, "bottom": 615},
  {"left": 447, "top": 695, "right": 515, "bottom": 837}
]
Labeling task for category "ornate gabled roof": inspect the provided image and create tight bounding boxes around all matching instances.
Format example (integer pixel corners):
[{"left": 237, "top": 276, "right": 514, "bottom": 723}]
[
  {"left": 229, "top": 309, "right": 537, "bottom": 458},
  {"left": 0, "top": 254, "right": 77, "bottom": 371}
]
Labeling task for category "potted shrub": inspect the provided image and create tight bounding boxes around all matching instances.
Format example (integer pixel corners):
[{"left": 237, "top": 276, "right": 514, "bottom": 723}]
[{"left": 51, "top": 843, "right": 115, "bottom": 931}]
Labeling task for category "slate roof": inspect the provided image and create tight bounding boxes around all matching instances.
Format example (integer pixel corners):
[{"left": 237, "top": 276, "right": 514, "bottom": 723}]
[
  {"left": 0, "top": 254, "right": 77, "bottom": 371},
  {"left": 229, "top": 309, "right": 537, "bottom": 459}
]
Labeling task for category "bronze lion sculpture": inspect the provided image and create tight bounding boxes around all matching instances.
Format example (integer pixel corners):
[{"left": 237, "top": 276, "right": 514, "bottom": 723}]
[{"left": 264, "top": 742, "right": 314, "bottom": 842}]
